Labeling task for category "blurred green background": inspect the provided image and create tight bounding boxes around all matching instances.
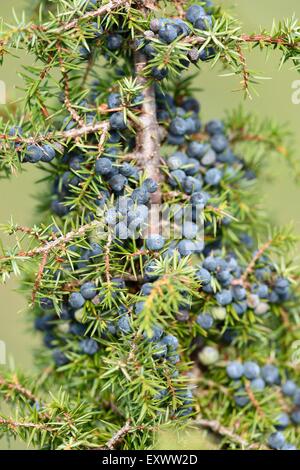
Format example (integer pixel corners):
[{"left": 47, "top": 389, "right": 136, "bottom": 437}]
[{"left": 0, "top": 0, "right": 300, "bottom": 449}]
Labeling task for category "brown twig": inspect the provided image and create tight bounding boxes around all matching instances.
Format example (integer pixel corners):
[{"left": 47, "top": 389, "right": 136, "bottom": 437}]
[
  {"left": 194, "top": 418, "right": 268, "bottom": 450},
  {"left": 230, "top": 130, "right": 288, "bottom": 156},
  {"left": 174, "top": 0, "right": 185, "bottom": 18},
  {"left": 134, "top": 50, "right": 162, "bottom": 235},
  {"left": 95, "top": 419, "right": 154, "bottom": 450},
  {"left": 184, "top": 33, "right": 300, "bottom": 49},
  {"left": 60, "top": 0, "right": 131, "bottom": 32},
  {"left": 32, "top": 251, "right": 49, "bottom": 303},
  {"left": 241, "top": 238, "right": 274, "bottom": 284},
  {"left": 57, "top": 43, "right": 85, "bottom": 128},
  {"left": 0, "top": 417, "right": 52, "bottom": 432},
  {"left": 236, "top": 44, "right": 250, "bottom": 96},
  {"left": 104, "top": 232, "right": 112, "bottom": 283},
  {"left": 97, "top": 121, "right": 111, "bottom": 157},
  {"left": 0, "top": 219, "right": 103, "bottom": 263},
  {"left": 13, "top": 225, "right": 44, "bottom": 242},
  {"left": 0, "top": 120, "right": 110, "bottom": 147},
  {"left": 244, "top": 382, "right": 265, "bottom": 418},
  {"left": 240, "top": 33, "right": 300, "bottom": 47},
  {"left": 0, "top": 374, "right": 37, "bottom": 403},
  {"left": 104, "top": 420, "right": 133, "bottom": 450}
]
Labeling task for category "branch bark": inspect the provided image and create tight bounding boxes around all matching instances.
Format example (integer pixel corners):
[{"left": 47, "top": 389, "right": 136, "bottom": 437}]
[
  {"left": 134, "top": 51, "right": 161, "bottom": 199},
  {"left": 105, "top": 420, "right": 133, "bottom": 450},
  {"left": 134, "top": 51, "right": 162, "bottom": 235},
  {"left": 60, "top": 0, "right": 132, "bottom": 32},
  {"left": 0, "top": 121, "right": 110, "bottom": 146},
  {"left": 194, "top": 418, "right": 268, "bottom": 450}
]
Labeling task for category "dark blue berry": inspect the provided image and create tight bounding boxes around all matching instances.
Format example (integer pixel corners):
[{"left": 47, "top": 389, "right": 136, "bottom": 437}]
[
  {"left": 88, "top": 242, "right": 103, "bottom": 260},
  {"left": 177, "top": 239, "right": 196, "bottom": 256},
  {"left": 40, "top": 297, "right": 54, "bottom": 310},
  {"left": 196, "top": 313, "right": 214, "bottom": 330},
  {"left": 291, "top": 409, "right": 300, "bottom": 425},
  {"left": 107, "top": 34, "right": 123, "bottom": 51},
  {"left": 95, "top": 157, "right": 113, "bottom": 175},
  {"left": 191, "top": 191, "right": 210, "bottom": 208},
  {"left": 183, "top": 176, "right": 202, "bottom": 194},
  {"left": 199, "top": 47, "right": 215, "bottom": 61},
  {"left": 141, "top": 283, "right": 154, "bottom": 296},
  {"left": 107, "top": 93, "right": 121, "bottom": 109},
  {"left": 142, "top": 178, "right": 158, "bottom": 193},
  {"left": 210, "top": 133, "right": 228, "bottom": 153},
  {"left": 134, "top": 301, "right": 145, "bottom": 315},
  {"left": 34, "top": 314, "right": 55, "bottom": 332},
  {"left": 146, "top": 234, "right": 165, "bottom": 251},
  {"left": 159, "top": 24, "right": 178, "bottom": 43},
  {"left": 152, "top": 67, "right": 168, "bottom": 80},
  {"left": 275, "top": 413, "right": 290, "bottom": 430},
  {"left": 118, "top": 314, "right": 131, "bottom": 334},
  {"left": 80, "top": 282, "right": 97, "bottom": 300},
  {"left": 250, "top": 378, "right": 265, "bottom": 391},
  {"left": 261, "top": 364, "right": 280, "bottom": 385},
  {"left": 268, "top": 432, "right": 285, "bottom": 450},
  {"left": 162, "top": 334, "right": 179, "bottom": 350},
  {"left": 69, "top": 292, "right": 85, "bottom": 310},
  {"left": 203, "top": 256, "right": 217, "bottom": 272},
  {"left": 243, "top": 361, "right": 260, "bottom": 379},
  {"left": 53, "top": 349, "right": 69, "bottom": 367},
  {"left": 226, "top": 361, "right": 244, "bottom": 379},
  {"left": 293, "top": 389, "right": 300, "bottom": 406},
  {"left": 25, "top": 144, "right": 43, "bottom": 163},
  {"left": 186, "top": 5, "right": 205, "bottom": 24},
  {"left": 153, "top": 341, "right": 168, "bottom": 359},
  {"left": 168, "top": 169, "right": 186, "bottom": 188},
  {"left": 109, "top": 174, "right": 127, "bottom": 193},
  {"left": 232, "top": 301, "right": 247, "bottom": 316},
  {"left": 196, "top": 267, "right": 211, "bottom": 285},
  {"left": 69, "top": 322, "right": 86, "bottom": 336},
  {"left": 216, "top": 289, "right": 232, "bottom": 306},
  {"left": 41, "top": 144, "right": 56, "bottom": 162},
  {"left": 131, "top": 188, "right": 150, "bottom": 204},
  {"left": 109, "top": 112, "right": 127, "bottom": 130},
  {"left": 80, "top": 338, "right": 99, "bottom": 355},
  {"left": 187, "top": 141, "right": 207, "bottom": 159},
  {"left": 282, "top": 380, "right": 297, "bottom": 397},
  {"left": 144, "top": 325, "right": 164, "bottom": 342},
  {"left": 194, "top": 15, "right": 212, "bottom": 30},
  {"left": 205, "top": 120, "right": 224, "bottom": 135},
  {"left": 234, "top": 388, "right": 250, "bottom": 407},
  {"left": 174, "top": 19, "right": 190, "bottom": 37},
  {"left": 184, "top": 158, "right": 201, "bottom": 176},
  {"left": 51, "top": 200, "right": 69, "bottom": 217},
  {"left": 232, "top": 285, "right": 247, "bottom": 302},
  {"left": 205, "top": 168, "right": 222, "bottom": 186},
  {"left": 169, "top": 117, "right": 188, "bottom": 136}
]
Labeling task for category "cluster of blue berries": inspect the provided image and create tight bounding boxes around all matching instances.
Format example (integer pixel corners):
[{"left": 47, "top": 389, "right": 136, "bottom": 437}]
[
  {"left": 35, "top": 278, "right": 131, "bottom": 366},
  {"left": 27, "top": 3, "right": 297, "bottom": 436},
  {"left": 142, "top": 2, "right": 215, "bottom": 79},
  {"left": 225, "top": 361, "right": 299, "bottom": 450},
  {"left": 9, "top": 126, "right": 60, "bottom": 164},
  {"left": 79, "top": 1, "right": 127, "bottom": 59},
  {"left": 34, "top": 85, "right": 293, "bottom": 374},
  {"left": 80, "top": 2, "right": 215, "bottom": 70},
  {"left": 156, "top": 89, "right": 255, "bottom": 192},
  {"left": 195, "top": 252, "right": 291, "bottom": 320}
]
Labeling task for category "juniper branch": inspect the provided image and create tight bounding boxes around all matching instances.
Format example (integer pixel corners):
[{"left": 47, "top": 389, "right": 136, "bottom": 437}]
[{"left": 194, "top": 418, "right": 268, "bottom": 450}]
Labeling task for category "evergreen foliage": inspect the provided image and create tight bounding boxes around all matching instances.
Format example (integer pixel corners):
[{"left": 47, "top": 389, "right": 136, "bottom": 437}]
[{"left": 0, "top": 0, "right": 300, "bottom": 450}]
